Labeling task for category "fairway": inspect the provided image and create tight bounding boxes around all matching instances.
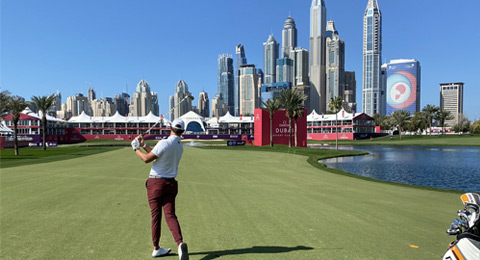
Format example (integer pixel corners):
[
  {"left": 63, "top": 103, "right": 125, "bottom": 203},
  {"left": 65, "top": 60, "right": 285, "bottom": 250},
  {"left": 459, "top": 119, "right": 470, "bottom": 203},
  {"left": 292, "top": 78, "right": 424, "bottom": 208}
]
[{"left": 1, "top": 147, "right": 461, "bottom": 259}]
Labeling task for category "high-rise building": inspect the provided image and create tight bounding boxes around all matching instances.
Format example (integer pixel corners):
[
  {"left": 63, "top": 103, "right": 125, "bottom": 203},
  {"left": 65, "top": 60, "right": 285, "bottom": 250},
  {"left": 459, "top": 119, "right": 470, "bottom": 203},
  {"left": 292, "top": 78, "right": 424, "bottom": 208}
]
[
  {"left": 218, "top": 54, "right": 235, "bottom": 115},
  {"left": 282, "top": 16, "right": 297, "bottom": 59},
  {"left": 151, "top": 92, "right": 159, "bottom": 116},
  {"left": 261, "top": 82, "right": 292, "bottom": 107},
  {"left": 91, "top": 98, "right": 116, "bottom": 117},
  {"left": 235, "top": 44, "right": 248, "bottom": 116},
  {"left": 325, "top": 20, "right": 345, "bottom": 101},
  {"left": 114, "top": 92, "right": 130, "bottom": 116},
  {"left": 131, "top": 79, "right": 153, "bottom": 117},
  {"left": 67, "top": 93, "right": 89, "bottom": 116},
  {"left": 51, "top": 90, "right": 62, "bottom": 116},
  {"left": 211, "top": 93, "right": 228, "bottom": 118},
  {"left": 263, "top": 34, "right": 279, "bottom": 85},
  {"left": 344, "top": 71, "right": 357, "bottom": 111},
  {"left": 292, "top": 48, "right": 310, "bottom": 87},
  {"left": 362, "top": 0, "right": 383, "bottom": 116},
  {"left": 385, "top": 59, "right": 421, "bottom": 115},
  {"left": 198, "top": 91, "right": 209, "bottom": 118},
  {"left": 169, "top": 79, "right": 192, "bottom": 119},
  {"left": 276, "top": 58, "right": 294, "bottom": 83},
  {"left": 309, "top": 0, "right": 327, "bottom": 113},
  {"left": 238, "top": 64, "right": 258, "bottom": 116},
  {"left": 440, "top": 82, "right": 464, "bottom": 126}
]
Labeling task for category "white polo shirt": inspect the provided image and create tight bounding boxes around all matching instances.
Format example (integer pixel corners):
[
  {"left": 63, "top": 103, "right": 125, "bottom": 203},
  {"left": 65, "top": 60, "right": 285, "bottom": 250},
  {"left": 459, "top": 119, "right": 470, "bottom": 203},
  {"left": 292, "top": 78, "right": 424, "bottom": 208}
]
[{"left": 149, "top": 135, "right": 183, "bottom": 178}]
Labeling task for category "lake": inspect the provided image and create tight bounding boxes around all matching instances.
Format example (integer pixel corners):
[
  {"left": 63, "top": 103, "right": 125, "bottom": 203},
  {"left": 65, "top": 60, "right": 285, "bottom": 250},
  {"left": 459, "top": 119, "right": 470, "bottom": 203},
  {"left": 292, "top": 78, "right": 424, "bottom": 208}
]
[{"left": 318, "top": 145, "right": 480, "bottom": 192}]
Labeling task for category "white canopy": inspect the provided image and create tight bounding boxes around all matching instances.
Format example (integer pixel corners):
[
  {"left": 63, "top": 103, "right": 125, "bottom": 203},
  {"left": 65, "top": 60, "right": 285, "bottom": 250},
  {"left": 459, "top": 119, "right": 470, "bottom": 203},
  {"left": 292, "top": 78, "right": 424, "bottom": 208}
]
[
  {"left": 21, "top": 107, "right": 66, "bottom": 123},
  {"left": 0, "top": 121, "right": 13, "bottom": 133},
  {"left": 68, "top": 111, "right": 93, "bottom": 123},
  {"left": 307, "top": 108, "right": 354, "bottom": 121},
  {"left": 180, "top": 111, "right": 206, "bottom": 132}
]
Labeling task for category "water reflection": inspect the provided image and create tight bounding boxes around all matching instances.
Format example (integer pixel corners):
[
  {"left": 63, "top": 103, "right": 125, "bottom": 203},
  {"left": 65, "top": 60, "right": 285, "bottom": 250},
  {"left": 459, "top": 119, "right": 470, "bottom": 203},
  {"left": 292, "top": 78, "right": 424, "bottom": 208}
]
[{"left": 318, "top": 145, "right": 480, "bottom": 191}]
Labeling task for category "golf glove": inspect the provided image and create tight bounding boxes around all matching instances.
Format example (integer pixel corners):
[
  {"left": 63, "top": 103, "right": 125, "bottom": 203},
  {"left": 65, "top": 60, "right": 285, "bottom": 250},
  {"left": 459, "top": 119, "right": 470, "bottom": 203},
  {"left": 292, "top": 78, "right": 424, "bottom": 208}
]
[{"left": 131, "top": 139, "right": 140, "bottom": 150}]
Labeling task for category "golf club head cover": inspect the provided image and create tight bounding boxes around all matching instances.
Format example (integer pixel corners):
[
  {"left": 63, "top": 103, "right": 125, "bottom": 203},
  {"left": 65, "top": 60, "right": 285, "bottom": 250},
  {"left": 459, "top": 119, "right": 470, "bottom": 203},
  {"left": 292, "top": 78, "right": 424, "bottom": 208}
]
[{"left": 131, "top": 139, "right": 140, "bottom": 150}]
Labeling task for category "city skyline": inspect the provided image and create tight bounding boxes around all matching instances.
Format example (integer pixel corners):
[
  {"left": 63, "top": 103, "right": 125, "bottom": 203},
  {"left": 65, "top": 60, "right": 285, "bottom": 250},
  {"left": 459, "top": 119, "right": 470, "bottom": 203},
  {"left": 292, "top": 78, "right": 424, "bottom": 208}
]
[{"left": 1, "top": 0, "right": 479, "bottom": 120}]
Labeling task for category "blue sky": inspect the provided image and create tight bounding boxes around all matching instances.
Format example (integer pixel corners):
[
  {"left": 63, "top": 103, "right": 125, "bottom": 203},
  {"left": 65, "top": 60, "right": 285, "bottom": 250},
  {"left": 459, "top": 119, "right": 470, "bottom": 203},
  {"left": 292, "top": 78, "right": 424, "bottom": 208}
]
[{"left": 1, "top": 0, "right": 479, "bottom": 120}]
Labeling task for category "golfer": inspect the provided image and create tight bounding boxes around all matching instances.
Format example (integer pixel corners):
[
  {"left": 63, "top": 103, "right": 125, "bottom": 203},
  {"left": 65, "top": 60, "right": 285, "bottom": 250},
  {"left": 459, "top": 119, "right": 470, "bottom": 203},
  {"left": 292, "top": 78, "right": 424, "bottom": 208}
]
[{"left": 131, "top": 118, "right": 189, "bottom": 259}]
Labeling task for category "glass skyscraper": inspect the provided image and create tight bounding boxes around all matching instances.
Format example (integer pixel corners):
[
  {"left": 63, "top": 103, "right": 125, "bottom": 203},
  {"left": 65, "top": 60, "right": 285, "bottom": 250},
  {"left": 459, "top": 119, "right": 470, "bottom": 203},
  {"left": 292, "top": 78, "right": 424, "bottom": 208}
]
[
  {"left": 282, "top": 16, "right": 297, "bottom": 59},
  {"left": 325, "top": 20, "right": 345, "bottom": 101},
  {"left": 309, "top": 0, "right": 327, "bottom": 114},
  {"left": 362, "top": 0, "right": 384, "bottom": 116},
  {"left": 235, "top": 44, "right": 248, "bottom": 116},
  {"left": 218, "top": 54, "right": 234, "bottom": 115},
  {"left": 263, "top": 34, "right": 279, "bottom": 85}
]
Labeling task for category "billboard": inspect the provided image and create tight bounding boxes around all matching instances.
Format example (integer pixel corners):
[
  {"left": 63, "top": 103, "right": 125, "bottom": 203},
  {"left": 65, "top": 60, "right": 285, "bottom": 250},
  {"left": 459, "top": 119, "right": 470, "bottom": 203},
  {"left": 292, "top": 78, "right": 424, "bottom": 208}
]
[
  {"left": 254, "top": 108, "right": 307, "bottom": 147},
  {"left": 386, "top": 61, "right": 420, "bottom": 115}
]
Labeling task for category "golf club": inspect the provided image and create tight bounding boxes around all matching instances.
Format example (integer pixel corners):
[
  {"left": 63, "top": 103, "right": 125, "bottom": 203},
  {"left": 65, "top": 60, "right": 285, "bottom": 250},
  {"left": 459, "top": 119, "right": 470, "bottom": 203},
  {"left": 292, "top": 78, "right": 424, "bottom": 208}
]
[{"left": 142, "top": 94, "right": 194, "bottom": 136}]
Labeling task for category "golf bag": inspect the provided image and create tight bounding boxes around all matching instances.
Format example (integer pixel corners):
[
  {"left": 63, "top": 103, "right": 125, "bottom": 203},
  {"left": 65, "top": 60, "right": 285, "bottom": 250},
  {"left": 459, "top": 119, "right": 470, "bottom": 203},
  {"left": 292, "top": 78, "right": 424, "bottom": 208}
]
[{"left": 442, "top": 193, "right": 480, "bottom": 260}]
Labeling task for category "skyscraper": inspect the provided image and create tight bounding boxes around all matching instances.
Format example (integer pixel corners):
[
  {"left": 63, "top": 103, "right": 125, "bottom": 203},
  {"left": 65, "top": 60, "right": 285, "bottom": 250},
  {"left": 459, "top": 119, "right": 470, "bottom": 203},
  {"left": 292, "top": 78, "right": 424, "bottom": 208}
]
[
  {"left": 218, "top": 54, "right": 235, "bottom": 115},
  {"left": 263, "top": 34, "right": 279, "bottom": 85},
  {"left": 282, "top": 16, "right": 297, "bottom": 59},
  {"left": 309, "top": 0, "right": 327, "bottom": 113},
  {"left": 292, "top": 48, "right": 309, "bottom": 87},
  {"left": 385, "top": 59, "right": 421, "bottom": 115},
  {"left": 131, "top": 79, "right": 152, "bottom": 117},
  {"left": 114, "top": 92, "right": 130, "bottom": 116},
  {"left": 440, "top": 82, "right": 464, "bottom": 126},
  {"left": 170, "top": 79, "right": 192, "bottom": 119},
  {"left": 235, "top": 44, "right": 248, "bottom": 116},
  {"left": 238, "top": 64, "right": 258, "bottom": 116},
  {"left": 151, "top": 92, "right": 159, "bottom": 116},
  {"left": 276, "top": 58, "right": 294, "bottom": 83},
  {"left": 198, "top": 91, "right": 209, "bottom": 118},
  {"left": 362, "top": 0, "right": 383, "bottom": 116},
  {"left": 344, "top": 71, "right": 357, "bottom": 111},
  {"left": 325, "top": 20, "right": 345, "bottom": 101}
]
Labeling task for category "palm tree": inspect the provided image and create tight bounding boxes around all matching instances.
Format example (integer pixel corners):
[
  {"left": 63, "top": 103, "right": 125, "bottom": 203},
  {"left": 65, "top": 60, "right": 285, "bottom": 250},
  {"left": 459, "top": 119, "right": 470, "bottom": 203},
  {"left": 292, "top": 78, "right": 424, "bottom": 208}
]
[
  {"left": 389, "top": 110, "right": 411, "bottom": 139},
  {"left": 422, "top": 104, "right": 439, "bottom": 135},
  {"left": 10, "top": 97, "right": 29, "bottom": 155},
  {"left": 31, "top": 95, "right": 56, "bottom": 150},
  {"left": 262, "top": 98, "right": 281, "bottom": 147},
  {"left": 328, "top": 96, "right": 343, "bottom": 150},
  {"left": 434, "top": 109, "right": 453, "bottom": 135},
  {"left": 292, "top": 93, "right": 307, "bottom": 147},
  {"left": 278, "top": 89, "right": 306, "bottom": 148},
  {"left": 0, "top": 90, "right": 11, "bottom": 117}
]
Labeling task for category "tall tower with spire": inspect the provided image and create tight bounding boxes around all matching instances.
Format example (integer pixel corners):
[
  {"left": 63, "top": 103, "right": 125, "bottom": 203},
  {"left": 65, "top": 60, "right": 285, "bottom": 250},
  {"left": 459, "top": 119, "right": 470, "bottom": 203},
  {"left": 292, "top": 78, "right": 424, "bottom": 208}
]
[
  {"left": 362, "top": 0, "right": 383, "bottom": 116},
  {"left": 325, "top": 20, "right": 345, "bottom": 101},
  {"left": 309, "top": 0, "right": 327, "bottom": 113},
  {"left": 282, "top": 16, "right": 297, "bottom": 59},
  {"left": 263, "top": 34, "right": 279, "bottom": 84}
]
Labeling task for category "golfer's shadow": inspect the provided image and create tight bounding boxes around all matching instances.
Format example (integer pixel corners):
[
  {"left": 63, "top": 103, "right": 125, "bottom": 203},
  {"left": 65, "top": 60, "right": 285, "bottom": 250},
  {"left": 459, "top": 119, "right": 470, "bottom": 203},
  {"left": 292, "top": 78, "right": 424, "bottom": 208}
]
[{"left": 190, "top": 245, "right": 313, "bottom": 260}]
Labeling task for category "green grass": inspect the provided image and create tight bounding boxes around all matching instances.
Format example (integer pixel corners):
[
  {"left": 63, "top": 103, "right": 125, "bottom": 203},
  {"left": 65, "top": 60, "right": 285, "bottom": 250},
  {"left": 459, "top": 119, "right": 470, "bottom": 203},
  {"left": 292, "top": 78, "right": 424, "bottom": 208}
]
[
  {"left": 0, "top": 146, "right": 462, "bottom": 259},
  {"left": 309, "top": 134, "right": 480, "bottom": 147}
]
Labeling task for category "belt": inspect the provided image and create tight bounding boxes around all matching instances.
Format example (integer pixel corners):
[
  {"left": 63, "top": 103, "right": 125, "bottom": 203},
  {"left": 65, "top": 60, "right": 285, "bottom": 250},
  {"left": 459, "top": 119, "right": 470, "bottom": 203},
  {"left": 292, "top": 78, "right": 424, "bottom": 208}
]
[{"left": 149, "top": 175, "right": 175, "bottom": 180}]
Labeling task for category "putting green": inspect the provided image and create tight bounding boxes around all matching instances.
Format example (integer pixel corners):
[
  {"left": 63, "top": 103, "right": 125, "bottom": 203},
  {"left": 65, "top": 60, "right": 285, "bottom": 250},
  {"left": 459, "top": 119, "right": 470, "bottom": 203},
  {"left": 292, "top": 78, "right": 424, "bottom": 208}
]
[{"left": 0, "top": 147, "right": 460, "bottom": 259}]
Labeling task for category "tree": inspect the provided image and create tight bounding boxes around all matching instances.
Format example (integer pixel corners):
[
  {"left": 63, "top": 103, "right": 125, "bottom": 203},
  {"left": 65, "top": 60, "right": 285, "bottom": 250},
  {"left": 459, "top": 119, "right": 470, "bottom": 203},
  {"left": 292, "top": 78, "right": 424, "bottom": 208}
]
[
  {"left": 278, "top": 88, "right": 306, "bottom": 148},
  {"left": 0, "top": 90, "right": 11, "bottom": 117},
  {"left": 451, "top": 114, "right": 471, "bottom": 133},
  {"left": 9, "top": 97, "right": 29, "bottom": 156},
  {"left": 373, "top": 113, "right": 390, "bottom": 130},
  {"left": 328, "top": 96, "right": 343, "bottom": 150},
  {"left": 435, "top": 109, "right": 453, "bottom": 134},
  {"left": 422, "top": 104, "right": 439, "bottom": 135},
  {"left": 408, "top": 112, "right": 426, "bottom": 134},
  {"left": 292, "top": 92, "right": 307, "bottom": 147},
  {"left": 471, "top": 120, "right": 480, "bottom": 134},
  {"left": 389, "top": 110, "right": 411, "bottom": 139},
  {"left": 31, "top": 95, "right": 56, "bottom": 150},
  {"left": 262, "top": 98, "right": 281, "bottom": 147}
]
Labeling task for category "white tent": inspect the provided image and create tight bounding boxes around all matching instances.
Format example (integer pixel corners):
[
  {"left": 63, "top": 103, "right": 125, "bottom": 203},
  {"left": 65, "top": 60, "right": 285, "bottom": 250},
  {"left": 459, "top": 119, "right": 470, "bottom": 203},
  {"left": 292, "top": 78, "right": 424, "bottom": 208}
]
[{"left": 180, "top": 111, "right": 206, "bottom": 132}]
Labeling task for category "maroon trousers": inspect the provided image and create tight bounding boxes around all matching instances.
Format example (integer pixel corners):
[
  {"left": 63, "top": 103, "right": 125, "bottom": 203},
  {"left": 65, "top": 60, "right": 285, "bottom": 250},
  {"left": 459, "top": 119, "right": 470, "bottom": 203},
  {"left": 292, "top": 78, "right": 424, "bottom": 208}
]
[{"left": 146, "top": 178, "right": 183, "bottom": 247}]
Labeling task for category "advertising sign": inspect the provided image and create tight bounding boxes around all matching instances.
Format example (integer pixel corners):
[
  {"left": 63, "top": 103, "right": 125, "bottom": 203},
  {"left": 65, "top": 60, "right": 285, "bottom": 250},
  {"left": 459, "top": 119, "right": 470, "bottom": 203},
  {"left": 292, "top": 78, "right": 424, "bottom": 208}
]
[{"left": 386, "top": 61, "right": 419, "bottom": 115}]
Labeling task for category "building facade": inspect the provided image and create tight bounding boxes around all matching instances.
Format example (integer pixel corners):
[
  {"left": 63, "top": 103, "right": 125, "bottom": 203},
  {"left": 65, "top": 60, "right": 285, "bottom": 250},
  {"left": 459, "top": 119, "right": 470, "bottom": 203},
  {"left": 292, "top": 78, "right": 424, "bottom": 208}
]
[
  {"left": 325, "top": 20, "right": 345, "bottom": 102},
  {"left": 309, "top": 0, "right": 327, "bottom": 114},
  {"left": 238, "top": 64, "right": 258, "bottom": 116},
  {"left": 131, "top": 79, "right": 153, "bottom": 117},
  {"left": 263, "top": 34, "right": 279, "bottom": 85},
  {"left": 235, "top": 44, "right": 248, "bottom": 116},
  {"left": 282, "top": 16, "right": 297, "bottom": 59},
  {"left": 363, "top": 0, "right": 384, "bottom": 116},
  {"left": 198, "top": 91, "right": 209, "bottom": 118},
  {"left": 344, "top": 71, "right": 357, "bottom": 111},
  {"left": 440, "top": 82, "right": 464, "bottom": 126},
  {"left": 170, "top": 79, "right": 193, "bottom": 120},
  {"left": 218, "top": 54, "right": 235, "bottom": 115},
  {"left": 276, "top": 58, "right": 294, "bottom": 83},
  {"left": 385, "top": 59, "right": 421, "bottom": 115}
]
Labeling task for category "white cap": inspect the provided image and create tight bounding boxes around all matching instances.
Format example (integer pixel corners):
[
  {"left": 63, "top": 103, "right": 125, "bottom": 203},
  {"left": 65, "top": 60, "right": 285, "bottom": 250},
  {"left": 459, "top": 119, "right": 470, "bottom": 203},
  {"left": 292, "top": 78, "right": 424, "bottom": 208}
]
[{"left": 171, "top": 118, "right": 185, "bottom": 131}]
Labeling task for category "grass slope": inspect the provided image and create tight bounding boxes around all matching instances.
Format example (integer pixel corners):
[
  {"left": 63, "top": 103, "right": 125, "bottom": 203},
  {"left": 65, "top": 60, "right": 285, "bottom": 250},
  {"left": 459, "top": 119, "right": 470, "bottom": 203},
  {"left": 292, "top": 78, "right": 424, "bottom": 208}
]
[
  {"left": 0, "top": 147, "right": 461, "bottom": 259},
  {"left": 309, "top": 134, "right": 480, "bottom": 147}
]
